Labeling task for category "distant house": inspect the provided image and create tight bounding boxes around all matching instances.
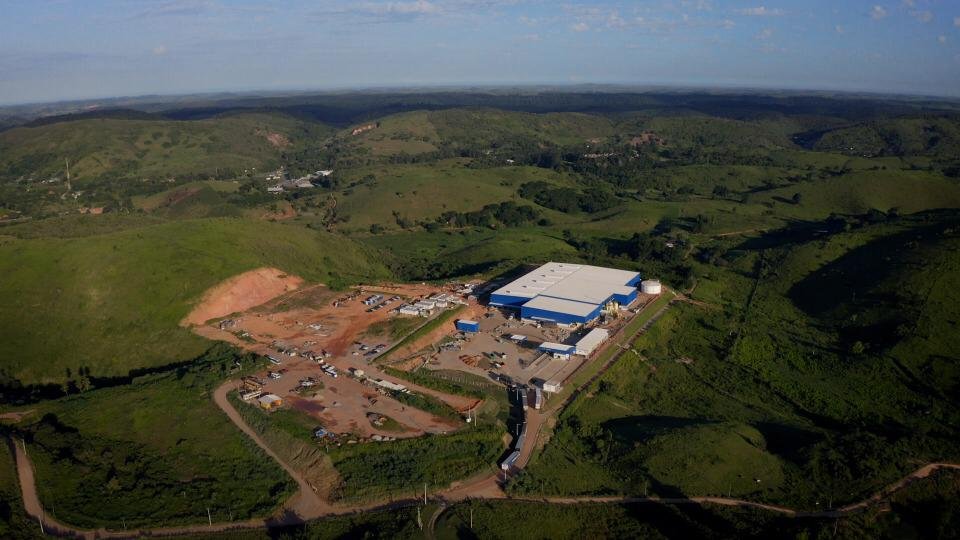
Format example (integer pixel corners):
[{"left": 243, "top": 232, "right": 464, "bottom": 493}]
[
  {"left": 317, "top": 170, "right": 334, "bottom": 176},
  {"left": 267, "top": 185, "right": 284, "bottom": 194},
  {"left": 258, "top": 394, "right": 283, "bottom": 410}
]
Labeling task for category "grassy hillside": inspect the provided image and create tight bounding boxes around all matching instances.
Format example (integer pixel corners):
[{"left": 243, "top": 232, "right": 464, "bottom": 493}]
[
  {"left": 332, "top": 160, "right": 575, "bottom": 231},
  {"left": 342, "top": 109, "right": 616, "bottom": 159},
  {"left": 0, "top": 112, "right": 332, "bottom": 183},
  {"left": 813, "top": 117, "right": 960, "bottom": 158},
  {"left": 0, "top": 218, "right": 388, "bottom": 383},
  {"left": 511, "top": 211, "right": 960, "bottom": 507}
]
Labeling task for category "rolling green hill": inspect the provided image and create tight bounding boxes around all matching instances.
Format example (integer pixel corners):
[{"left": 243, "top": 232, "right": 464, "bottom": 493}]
[
  {"left": 0, "top": 112, "right": 332, "bottom": 183},
  {"left": 332, "top": 160, "right": 576, "bottom": 231},
  {"left": 340, "top": 109, "right": 616, "bottom": 159},
  {"left": 0, "top": 217, "right": 388, "bottom": 384},
  {"left": 511, "top": 211, "right": 960, "bottom": 508},
  {"left": 813, "top": 117, "right": 960, "bottom": 158}
]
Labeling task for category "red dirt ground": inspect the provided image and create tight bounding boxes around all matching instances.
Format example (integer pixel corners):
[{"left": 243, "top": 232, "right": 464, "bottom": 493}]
[{"left": 181, "top": 267, "right": 304, "bottom": 326}]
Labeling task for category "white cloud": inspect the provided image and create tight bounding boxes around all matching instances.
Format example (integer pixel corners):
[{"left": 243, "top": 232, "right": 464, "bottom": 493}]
[
  {"left": 954, "top": 16, "right": 960, "bottom": 27},
  {"left": 571, "top": 22, "right": 589, "bottom": 32},
  {"left": 870, "top": 5, "right": 887, "bottom": 20},
  {"left": 755, "top": 27, "right": 773, "bottom": 40},
  {"left": 517, "top": 33, "right": 541, "bottom": 42},
  {"left": 901, "top": 0, "right": 914, "bottom": 6},
  {"left": 681, "top": 0, "right": 713, "bottom": 11},
  {"left": 938, "top": 35, "right": 947, "bottom": 44},
  {"left": 910, "top": 10, "right": 932, "bottom": 23},
  {"left": 735, "top": 6, "right": 785, "bottom": 17},
  {"left": 835, "top": 24, "right": 844, "bottom": 34},
  {"left": 364, "top": 1, "right": 439, "bottom": 15},
  {"left": 606, "top": 10, "right": 626, "bottom": 28},
  {"left": 720, "top": 19, "right": 735, "bottom": 29},
  {"left": 152, "top": 45, "right": 168, "bottom": 56}
]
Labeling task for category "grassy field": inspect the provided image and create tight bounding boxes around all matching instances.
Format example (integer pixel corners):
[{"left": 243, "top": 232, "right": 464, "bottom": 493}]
[
  {"left": 8, "top": 345, "right": 294, "bottom": 529},
  {"left": 0, "top": 217, "right": 388, "bottom": 384},
  {"left": 327, "top": 425, "right": 503, "bottom": 503},
  {"left": 333, "top": 160, "right": 575, "bottom": 232}
]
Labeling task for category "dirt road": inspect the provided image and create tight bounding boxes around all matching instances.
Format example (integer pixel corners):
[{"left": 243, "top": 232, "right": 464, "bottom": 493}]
[
  {"left": 211, "top": 381, "right": 333, "bottom": 520},
  {"left": 9, "top": 388, "right": 960, "bottom": 538},
  {"left": 9, "top": 287, "right": 960, "bottom": 537}
]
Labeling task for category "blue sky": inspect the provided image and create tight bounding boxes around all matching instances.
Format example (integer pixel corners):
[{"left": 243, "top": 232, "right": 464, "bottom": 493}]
[{"left": 1, "top": 0, "right": 959, "bottom": 105}]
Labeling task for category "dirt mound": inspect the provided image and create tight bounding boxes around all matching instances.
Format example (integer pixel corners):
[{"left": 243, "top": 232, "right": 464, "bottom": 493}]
[{"left": 181, "top": 267, "right": 304, "bottom": 326}]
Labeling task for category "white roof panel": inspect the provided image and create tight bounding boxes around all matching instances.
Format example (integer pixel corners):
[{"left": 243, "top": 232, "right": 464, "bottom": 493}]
[
  {"left": 522, "top": 295, "right": 600, "bottom": 317},
  {"left": 491, "top": 262, "right": 639, "bottom": 306},
  {"left": 575, "top": 328, "right": 610, "bottom": 354},
  {"left": 539, "top": 342, "right": 576, "bottom": 353}
]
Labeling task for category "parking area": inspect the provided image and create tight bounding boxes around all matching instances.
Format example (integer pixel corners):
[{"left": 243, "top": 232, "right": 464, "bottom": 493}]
[{"left": 420, "top": 296, "right": 658, "bottom": 388}]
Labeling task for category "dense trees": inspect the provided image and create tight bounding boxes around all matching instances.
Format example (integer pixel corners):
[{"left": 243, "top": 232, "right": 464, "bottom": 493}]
[
  {"left": 517, "top": 181, "right": 619, "bottom": 213},
  {"left": 436, "top": 201, "right": 539, "bottom": 229}
]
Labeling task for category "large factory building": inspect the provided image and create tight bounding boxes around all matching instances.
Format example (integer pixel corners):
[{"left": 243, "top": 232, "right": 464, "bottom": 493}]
[{"left": 489, "top": 262, "right": 641, "bottom": 325}]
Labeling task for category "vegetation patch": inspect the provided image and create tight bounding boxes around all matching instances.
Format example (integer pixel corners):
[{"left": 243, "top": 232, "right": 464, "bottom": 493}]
[{"left": 9, "top": 345, "right": 294, "bottom": 529}]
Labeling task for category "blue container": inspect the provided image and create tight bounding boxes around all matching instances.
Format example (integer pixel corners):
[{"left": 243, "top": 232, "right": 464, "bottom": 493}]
[{"left": 455, "top": 319, "right": 480, "bottom": 333}]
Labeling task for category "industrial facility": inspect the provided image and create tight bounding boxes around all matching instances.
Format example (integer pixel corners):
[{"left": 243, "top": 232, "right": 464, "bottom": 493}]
[{"left": 489, "top": 262, "right": 642, "bottom": 325}]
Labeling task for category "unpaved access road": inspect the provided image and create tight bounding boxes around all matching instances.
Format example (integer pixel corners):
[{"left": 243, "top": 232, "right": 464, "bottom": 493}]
[
  {"left": 8, "top": 287, "right": 960, "bottom": 537},
  {"left": 9, "top": 383, "right": 960, "bottom": 538}
]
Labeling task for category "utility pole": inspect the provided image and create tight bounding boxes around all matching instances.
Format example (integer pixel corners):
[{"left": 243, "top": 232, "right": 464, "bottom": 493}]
[
  {"left": 470, "top": 507, "right": 473, "bottom": 529},
  {"left": 416, "top": 506, "right": 422, "bottom": 530},
  {"left": 207, "top": 507, "right": 212, "bottom": 526},
  {"left": 423, "top": 482, "right": 427, "bottom": 505}
]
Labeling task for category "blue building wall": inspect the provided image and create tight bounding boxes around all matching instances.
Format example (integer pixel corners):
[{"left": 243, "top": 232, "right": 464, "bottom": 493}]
[
  {"left": 626, "top": 273, "right": 642, "bottom": 287},
  {"left": 612, "top": 289, "right": 639, "bottom": 305},
  {"left": 489, "top": 293, "right": 529, "bottom": 307},
  {"left": 520, "top": 303, "right": 602, "bottom": 325}
]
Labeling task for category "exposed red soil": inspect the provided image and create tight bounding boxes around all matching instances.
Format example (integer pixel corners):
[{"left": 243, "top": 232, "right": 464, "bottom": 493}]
[{"left": 181, "top": 267, "right": 304, "bottom": 326}]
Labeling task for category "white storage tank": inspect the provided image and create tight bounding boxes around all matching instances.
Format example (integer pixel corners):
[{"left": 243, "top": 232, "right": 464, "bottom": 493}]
[{"left": 640, "top": 279, "right": 662, "bottom": 295}]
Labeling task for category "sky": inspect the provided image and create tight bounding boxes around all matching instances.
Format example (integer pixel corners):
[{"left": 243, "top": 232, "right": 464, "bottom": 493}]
[{"left": 1, "top": 0, "right": 959, "bottom": 105}]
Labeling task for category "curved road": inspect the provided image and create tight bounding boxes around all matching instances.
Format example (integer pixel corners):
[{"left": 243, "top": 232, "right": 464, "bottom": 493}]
[
  {"left": 7, "top": 292, "right": 960, "bottom": 537},
  {"left": 8, "top": 391, "right": 960, "bottom": 538}
]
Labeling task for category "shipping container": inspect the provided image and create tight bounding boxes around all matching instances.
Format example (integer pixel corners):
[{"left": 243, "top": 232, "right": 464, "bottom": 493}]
[{"left": 455, "top": 319, "right": 480, "bottom": 333}]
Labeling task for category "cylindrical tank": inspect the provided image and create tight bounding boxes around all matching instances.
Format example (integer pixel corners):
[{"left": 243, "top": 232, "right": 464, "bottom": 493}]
[{"left": 640, "top": 279, "right": 662, "bottom": 295}]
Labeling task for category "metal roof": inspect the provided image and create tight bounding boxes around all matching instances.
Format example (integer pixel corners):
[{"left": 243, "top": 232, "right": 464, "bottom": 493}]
[
  {"left": 538, "top": 342, "right": 576, "bottom": 353},
  {"left": 522, "top": 295, "right": 600, "bottom": 317},
  {"left": 575, "top": 328, "right": 610, "bottom": 355},
  {"left": 491, "top": 262, "right": 639, "bottom": 304}
]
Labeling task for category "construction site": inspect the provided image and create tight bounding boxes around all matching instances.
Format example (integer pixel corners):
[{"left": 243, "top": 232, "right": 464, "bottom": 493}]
[{"left": 183, "top": 263, "right": 662, "bottom": 463}]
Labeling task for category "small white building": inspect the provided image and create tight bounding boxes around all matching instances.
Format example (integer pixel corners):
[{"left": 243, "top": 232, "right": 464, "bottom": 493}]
[
  {"left": 258, "top": 394, "right": 283, "bottom": 410},
  {"left": 574, "top": 328, "right": 610, "bottom": 356},
  {"left": 398, "top": 305, "right": 422, "bottom": 316},
  {"left": 542, "top": 380, "right": 562, "bottom": 393}
]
